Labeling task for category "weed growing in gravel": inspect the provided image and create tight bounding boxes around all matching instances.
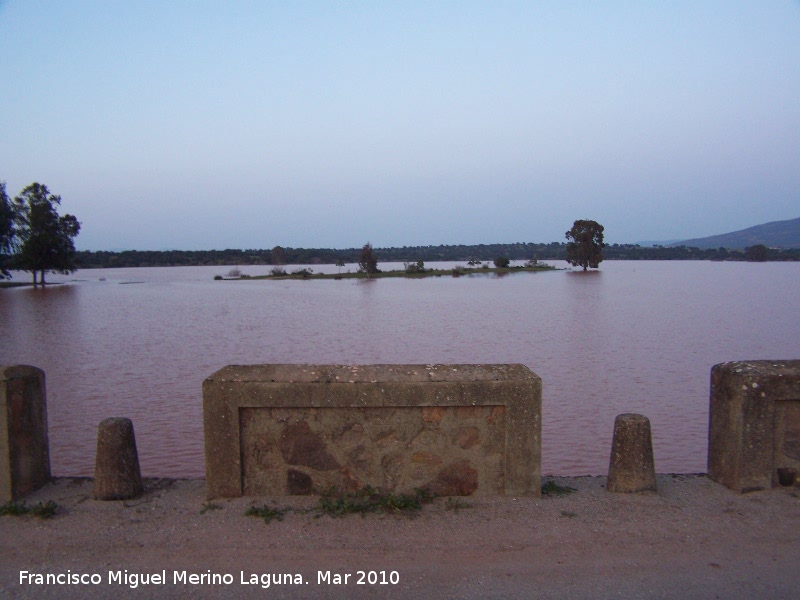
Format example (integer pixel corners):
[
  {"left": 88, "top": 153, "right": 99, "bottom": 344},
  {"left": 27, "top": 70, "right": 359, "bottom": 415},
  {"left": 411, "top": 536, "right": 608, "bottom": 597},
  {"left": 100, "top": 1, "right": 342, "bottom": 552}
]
[
  {"left": 29, "top": 500, "right": 59, "bottom": 519},
  {"left": 0, "top": 500, "right": 59, "bottom": 519},
  {"left": 245, "top": 504, "right": 290, "bottom": 524},
  {"left": 241, "top": 486, "right": 467, "bottom": 525},
  {"left": 200, "top": 502, "right": 223, "bottom": 515},
  {"left": 541, "top": 480, "right": 577, "bottom": 496},
  {"left": 316, "top": 486, "right": 435, "bottom": 518},
  {"left": 0, "top": 501, "right": 29, "bottom": 516}
]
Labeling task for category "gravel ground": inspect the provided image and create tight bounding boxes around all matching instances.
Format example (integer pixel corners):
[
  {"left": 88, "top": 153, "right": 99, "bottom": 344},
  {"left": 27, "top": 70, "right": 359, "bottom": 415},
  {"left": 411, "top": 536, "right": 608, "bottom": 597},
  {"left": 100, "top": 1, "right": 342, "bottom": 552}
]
[{"left": 2, "top": 474, "right": 799, "bottom": 599}]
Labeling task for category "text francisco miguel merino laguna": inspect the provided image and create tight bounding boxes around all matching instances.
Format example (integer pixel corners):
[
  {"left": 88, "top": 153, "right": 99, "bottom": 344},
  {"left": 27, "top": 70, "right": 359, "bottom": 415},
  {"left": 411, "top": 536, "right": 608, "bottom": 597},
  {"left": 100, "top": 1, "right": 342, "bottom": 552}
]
[{"left": 19, "top": 569, "right": 401, "bottom": 588}]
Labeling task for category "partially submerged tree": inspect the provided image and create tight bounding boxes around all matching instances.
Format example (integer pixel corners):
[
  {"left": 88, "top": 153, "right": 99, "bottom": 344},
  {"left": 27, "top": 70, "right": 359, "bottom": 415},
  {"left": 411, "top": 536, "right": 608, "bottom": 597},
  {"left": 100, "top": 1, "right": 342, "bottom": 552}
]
[
  {"left": 13, "top": 183, "right": 81, "bottom": 285},
  {"left": 565, "top": 219, "right": 605, "bottom": 271},
  {"left": 358, "top": 242, "right": 379, "bottom": 277}
]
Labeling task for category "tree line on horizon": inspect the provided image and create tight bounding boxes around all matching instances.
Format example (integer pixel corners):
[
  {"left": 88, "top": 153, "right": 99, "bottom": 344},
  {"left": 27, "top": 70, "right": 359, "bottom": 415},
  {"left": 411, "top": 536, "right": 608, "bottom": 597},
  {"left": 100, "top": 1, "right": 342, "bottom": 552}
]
[
  {"left": 4, "top": 179, "right": 796, "bottom": 279},
  {"left": 71, "top": 241, "right": 798, "bottom": 269}
]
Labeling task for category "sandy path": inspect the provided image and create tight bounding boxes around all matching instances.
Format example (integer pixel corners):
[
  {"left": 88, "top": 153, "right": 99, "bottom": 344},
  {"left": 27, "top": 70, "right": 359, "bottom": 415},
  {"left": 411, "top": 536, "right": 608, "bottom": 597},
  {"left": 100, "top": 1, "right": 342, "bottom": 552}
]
[{"left": 1, "top": 475, "right": 799, "bottom": 599}]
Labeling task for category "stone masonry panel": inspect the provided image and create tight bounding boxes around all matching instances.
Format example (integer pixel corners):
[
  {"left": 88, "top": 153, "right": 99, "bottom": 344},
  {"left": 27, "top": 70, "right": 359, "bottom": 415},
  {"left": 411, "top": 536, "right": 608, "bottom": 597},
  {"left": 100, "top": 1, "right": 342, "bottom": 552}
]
[
  {"left": 240, "top": 406, "right": 506, "bottom": 496},
  {"left": 203, "top": 364, "right": 541, "bottom": 498}
]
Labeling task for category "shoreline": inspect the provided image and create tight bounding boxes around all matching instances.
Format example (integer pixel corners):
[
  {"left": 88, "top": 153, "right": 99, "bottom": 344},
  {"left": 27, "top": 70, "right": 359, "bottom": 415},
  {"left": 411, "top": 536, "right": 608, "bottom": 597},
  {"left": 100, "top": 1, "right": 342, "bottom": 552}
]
[{"left": 2, "top": 474, "right": 799, "bottom": 599}]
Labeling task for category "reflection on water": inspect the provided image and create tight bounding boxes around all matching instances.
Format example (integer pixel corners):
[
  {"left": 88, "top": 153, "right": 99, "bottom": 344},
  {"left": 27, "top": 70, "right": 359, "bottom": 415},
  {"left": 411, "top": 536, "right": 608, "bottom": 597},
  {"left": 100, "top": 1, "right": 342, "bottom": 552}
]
[{"left": 1, "top": 261, "right": 799, "bottom": 477}]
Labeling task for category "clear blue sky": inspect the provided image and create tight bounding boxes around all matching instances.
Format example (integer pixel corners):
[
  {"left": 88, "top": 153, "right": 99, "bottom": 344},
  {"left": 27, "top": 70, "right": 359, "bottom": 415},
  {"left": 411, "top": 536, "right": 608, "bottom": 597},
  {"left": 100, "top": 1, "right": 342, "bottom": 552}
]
[{"left": 1, "top": 1, "right": 798, "bottom": 251}]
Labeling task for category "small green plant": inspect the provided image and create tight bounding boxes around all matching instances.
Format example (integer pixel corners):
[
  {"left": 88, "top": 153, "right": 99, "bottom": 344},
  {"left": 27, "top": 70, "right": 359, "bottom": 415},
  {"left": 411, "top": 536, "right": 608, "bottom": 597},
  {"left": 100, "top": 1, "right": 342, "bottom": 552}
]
[
  {"left": 315, "top": 486, "right": 435, "bottom": 518},
  {"left": 200, "top": 502, "right": 223, "bottom": 515},
  {"left": 541, "top": 480, "right": 577, "bottom": 496},
  {"left": 0, "top": 500, "right": 59, "bottom": 519},
  {"left": 560, "top": 510, "right": 577, "bottom": 518},
  {"left": 0, "top": 501, "right": 30, "bottom": 516},
  {"left": 29, "top": 500, "right": 59, "bottom": 519},
  {"left": 245, "top": 504, "right": 290, "bottom": 524}
]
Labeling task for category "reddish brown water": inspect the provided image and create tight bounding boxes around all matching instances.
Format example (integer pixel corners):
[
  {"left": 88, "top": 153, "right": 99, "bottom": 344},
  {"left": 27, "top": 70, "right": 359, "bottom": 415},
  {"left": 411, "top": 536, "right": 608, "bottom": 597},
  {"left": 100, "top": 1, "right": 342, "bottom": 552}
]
[{"left": 1, "top": 260, "right": 798, "bottom": 477}]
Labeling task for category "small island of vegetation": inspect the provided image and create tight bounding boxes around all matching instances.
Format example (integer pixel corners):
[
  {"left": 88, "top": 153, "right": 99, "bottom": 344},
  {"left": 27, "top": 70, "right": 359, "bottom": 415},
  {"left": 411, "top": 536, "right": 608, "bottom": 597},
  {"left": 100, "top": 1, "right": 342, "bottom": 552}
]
[{"left": 216, "top": 256, "right": 557, "bottom": 282}]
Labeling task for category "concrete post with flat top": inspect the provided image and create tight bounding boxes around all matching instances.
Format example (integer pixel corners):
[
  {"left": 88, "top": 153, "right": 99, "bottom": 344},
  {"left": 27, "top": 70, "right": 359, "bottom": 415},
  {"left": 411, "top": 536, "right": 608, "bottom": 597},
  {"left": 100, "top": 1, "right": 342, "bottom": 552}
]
[
  {"left": 93, "top": 417, "right": 143, "bottom": 500},
  {"left": 0, "top": 365, "right": 51, "bottom": 503},
  {"left": 607, "top": 413, "right": 657, "bottom": 493}
]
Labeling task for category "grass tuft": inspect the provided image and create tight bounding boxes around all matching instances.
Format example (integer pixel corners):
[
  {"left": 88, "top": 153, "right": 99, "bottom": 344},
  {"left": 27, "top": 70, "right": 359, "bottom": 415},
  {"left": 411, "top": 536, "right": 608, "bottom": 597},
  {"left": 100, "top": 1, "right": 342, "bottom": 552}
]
[
  {"left": 316, "top": 486, "right": 435, "bottom": 518},
  {"left": 199, "top": 502, "right": 223, "bottom": 515},
  {"left": 0, "top": 500, "right": 59, "bottom": 519},
  {"left": 0, "top": 501, "right": 30, "bottom": 516},
  {"left": 29, "top": 500, "right": 59, "bottom": 519},
  {"left": 245, "top": 504, "right": 290, "bottom": 524},
  {"left": 541, "top": 480, "right": 577, "bottom": 496}
]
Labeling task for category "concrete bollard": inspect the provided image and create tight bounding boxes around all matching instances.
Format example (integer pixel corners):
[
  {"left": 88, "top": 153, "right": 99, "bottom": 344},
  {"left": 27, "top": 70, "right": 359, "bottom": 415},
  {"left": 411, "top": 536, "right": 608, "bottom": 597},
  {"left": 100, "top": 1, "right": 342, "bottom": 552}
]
[
  {"left": 1, "top": 365, "right": 51, "bottom": 502},
  {"left": 92, "top": 418, "right": 143, "bottom": 501},
  {"left": 607, "top": 413, "right": 657, "bottom": 493}
]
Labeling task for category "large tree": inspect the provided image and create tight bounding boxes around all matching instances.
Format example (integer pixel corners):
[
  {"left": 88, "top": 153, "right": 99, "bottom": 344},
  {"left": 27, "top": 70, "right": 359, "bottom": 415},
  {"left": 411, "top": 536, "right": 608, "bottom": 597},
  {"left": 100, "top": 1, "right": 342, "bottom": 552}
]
[
  {"left": 0, "top": 181, "right": 18, "bottom": 279},
  {"left": 565, "top": 219, "right": 605, "bottom": 271},
  {"left": 14, "top": 183, "right": 81, "bottom": 285}
]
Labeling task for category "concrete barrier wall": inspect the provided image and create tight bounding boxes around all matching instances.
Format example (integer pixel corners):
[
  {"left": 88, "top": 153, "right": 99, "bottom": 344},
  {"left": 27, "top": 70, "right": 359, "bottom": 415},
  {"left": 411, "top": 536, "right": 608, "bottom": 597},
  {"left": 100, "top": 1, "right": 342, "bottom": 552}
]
[
  {"left": 203, "top": 364, "right": 541, "bottom": 499},
  {"left": 1, "top": 365, "right": 51, "bottom": 502},
  {"left": 708, "top": 361, "right": 800, "bottom": 492}
]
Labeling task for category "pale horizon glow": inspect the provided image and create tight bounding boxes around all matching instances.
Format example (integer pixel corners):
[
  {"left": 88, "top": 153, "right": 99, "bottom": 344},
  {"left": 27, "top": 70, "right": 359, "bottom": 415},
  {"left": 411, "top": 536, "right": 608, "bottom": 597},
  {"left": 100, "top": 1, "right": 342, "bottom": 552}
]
[{"left": 1, "top": 1, "right": 798, "bottom": 251}]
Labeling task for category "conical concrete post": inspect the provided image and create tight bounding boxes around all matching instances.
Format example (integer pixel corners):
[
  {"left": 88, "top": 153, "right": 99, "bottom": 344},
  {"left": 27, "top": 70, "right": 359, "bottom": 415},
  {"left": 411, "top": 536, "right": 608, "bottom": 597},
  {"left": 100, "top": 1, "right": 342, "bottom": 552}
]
[
  {"left": 607, "top": 413, "right": 657, "bottom": 493},
  {"left": 92, "top": 417, "right": 143, "bottom": 500}
]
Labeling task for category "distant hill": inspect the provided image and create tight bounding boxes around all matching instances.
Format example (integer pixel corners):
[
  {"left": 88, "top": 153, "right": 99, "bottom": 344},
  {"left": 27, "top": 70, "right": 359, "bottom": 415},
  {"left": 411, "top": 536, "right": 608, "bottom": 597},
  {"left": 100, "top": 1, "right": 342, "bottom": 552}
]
[{"left": 673, "top": 217, "right": 800, "bottom": 249}]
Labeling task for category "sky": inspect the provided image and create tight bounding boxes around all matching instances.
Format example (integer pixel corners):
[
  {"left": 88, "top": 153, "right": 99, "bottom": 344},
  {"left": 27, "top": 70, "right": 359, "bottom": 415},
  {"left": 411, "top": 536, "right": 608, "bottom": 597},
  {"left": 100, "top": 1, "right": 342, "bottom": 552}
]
[{"left": 1, "top": 1, "right": 799, "bottom": 251}]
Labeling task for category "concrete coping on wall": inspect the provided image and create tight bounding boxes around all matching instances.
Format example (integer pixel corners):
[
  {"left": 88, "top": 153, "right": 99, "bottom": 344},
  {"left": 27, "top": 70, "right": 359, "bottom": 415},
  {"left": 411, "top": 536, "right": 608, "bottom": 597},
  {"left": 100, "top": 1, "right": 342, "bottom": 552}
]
[{"left": 203, "top": 364, "right": 541, "bottom": 499}]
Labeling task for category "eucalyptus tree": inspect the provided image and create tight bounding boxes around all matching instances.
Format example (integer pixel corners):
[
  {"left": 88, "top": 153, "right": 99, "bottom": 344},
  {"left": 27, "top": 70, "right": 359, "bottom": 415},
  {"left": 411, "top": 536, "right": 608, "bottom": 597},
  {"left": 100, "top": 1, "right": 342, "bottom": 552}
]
[
  {"left": 565, "top": 219, "right": 605, "bottom": 271},
  {"left": 14, "top": 183, "right": 81, "bottom": 285}
]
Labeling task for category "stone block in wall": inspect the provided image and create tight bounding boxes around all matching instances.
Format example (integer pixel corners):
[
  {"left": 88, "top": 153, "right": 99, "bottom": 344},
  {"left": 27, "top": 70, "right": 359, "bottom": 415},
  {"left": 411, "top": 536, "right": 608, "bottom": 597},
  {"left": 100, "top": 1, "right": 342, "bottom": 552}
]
[
  {"left": 1, "top": 365, "right": 51, "bottom": 503},
  {"left": 708, "top": 360, "right": 800, "bottom": 492},
  {"left": 203, "top": 364, "right": 541, "bottom": 499}
]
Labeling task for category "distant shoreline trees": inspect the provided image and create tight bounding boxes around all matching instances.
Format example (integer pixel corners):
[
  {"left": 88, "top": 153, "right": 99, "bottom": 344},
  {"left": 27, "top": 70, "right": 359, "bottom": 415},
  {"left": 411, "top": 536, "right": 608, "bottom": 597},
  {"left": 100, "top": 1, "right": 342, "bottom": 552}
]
[{"left": 63, "top": 242, "right": 800, "bottom": 270}]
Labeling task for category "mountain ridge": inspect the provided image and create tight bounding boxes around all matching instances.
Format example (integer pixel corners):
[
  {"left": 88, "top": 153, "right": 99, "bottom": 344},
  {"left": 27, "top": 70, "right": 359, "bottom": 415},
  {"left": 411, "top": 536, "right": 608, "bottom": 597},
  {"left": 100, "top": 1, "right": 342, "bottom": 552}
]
[{"left": 672, "top": 217, "right": 800, "bottom": 249}]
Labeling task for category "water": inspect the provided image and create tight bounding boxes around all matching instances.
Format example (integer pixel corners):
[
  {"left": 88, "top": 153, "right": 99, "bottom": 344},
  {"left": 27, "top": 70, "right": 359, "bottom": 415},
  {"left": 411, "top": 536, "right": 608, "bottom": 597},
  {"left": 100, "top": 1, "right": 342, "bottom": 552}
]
[{"left": 1, "top": 260, "right": 798, "bottom": 478}]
